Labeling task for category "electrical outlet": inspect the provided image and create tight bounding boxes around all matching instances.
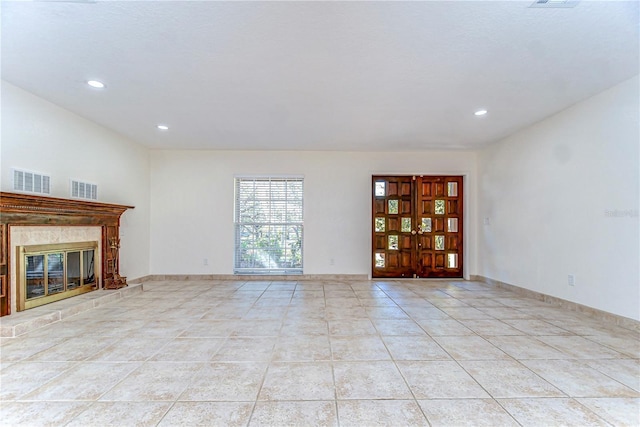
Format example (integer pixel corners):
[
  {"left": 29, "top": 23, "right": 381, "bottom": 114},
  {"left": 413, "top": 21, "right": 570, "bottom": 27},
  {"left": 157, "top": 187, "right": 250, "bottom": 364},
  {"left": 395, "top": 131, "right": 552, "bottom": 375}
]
[
  {"left": 568, "top": 274, "right": 575, "bottom": 286},
  {"left": 329, "top": 258, "right": 335, "bottom": 266},
  {"left": 203, "top": 258, "right": 209, "bottom": 266}
]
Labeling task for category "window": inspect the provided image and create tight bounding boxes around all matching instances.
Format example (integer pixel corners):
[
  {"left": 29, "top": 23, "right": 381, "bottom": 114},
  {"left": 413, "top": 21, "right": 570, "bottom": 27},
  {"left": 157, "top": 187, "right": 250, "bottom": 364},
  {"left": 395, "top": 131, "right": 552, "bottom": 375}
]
[{"left": 234, "top": 177, "right": 303, "bottom": 274}]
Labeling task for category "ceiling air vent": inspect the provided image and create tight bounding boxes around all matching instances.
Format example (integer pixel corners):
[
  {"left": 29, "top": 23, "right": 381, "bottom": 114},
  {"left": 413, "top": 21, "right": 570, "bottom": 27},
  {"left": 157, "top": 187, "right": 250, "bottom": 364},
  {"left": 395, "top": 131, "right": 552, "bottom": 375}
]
[
  {"left": 13, "top": 169, "right": 51, "bottom": 195},
  {"left": 71, "top": 180, "right": 98, "bottom": 200},
  {"left": 530, "top": 0, "right": 579, "bottom": 8}
]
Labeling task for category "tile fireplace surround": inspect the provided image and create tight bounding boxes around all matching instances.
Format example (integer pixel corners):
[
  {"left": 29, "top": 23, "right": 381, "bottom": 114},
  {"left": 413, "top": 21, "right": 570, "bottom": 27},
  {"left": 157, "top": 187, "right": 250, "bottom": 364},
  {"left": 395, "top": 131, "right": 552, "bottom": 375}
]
[{"left": 11, "top": 226, "right": 102, "bottom": 314}]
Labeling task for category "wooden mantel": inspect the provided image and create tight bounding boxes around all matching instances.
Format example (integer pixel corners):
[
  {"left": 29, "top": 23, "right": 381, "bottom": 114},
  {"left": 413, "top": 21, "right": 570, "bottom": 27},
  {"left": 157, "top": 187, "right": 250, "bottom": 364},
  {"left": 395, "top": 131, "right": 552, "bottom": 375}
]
[{"left": 0, "top": 192, "right": 134, "bottom": 317}]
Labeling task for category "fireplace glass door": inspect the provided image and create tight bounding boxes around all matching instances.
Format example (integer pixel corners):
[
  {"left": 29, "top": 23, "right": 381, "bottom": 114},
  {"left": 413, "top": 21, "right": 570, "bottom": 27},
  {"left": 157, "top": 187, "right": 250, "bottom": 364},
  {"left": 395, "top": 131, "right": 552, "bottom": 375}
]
[
  {"left": 26, "top": 254, "right": 45, "bottom": 299},
  {"left": 19, "top": 241, "right": 98, "bottom": 311}
]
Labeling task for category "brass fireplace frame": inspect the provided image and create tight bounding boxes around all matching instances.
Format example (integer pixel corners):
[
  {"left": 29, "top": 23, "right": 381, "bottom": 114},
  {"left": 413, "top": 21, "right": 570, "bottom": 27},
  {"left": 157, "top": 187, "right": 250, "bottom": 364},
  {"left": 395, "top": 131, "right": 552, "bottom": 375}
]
[{"left": 17, "top": 241, "right": 99, "bottom": 311}]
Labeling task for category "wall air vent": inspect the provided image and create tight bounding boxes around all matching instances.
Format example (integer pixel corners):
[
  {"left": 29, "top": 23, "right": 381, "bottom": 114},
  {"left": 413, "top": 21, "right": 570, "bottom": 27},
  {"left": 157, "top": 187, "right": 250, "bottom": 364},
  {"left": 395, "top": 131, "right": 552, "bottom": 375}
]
[
  {"left": 530, "top": 0, "right": 579, "bottom": 8},
  {"left": 13, "top": 169, "right": 51, "bottom": 195},
  {"left": 71, "top": 180, "right": 98, "bottom": 200}
]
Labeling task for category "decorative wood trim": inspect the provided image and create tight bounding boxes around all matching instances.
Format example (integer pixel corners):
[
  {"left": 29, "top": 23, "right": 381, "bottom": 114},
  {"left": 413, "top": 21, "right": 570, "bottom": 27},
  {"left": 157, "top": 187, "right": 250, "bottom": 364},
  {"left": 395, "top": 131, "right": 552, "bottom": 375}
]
[
  {"left": 0, "top": 224, "right": 6, "bottom": 265},
  {"left": 0, "top": 192, "right": 134, "bottom": 316},
  {"left": 0, "top": 192, "right": 133, "bottom": 226}
]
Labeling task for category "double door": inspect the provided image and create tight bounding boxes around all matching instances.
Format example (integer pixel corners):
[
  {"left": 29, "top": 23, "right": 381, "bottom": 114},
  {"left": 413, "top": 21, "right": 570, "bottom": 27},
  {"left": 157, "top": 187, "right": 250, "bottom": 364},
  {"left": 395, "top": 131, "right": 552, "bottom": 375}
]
[{"left": 372, "top": 175, "right": 463, "bottom": 278}]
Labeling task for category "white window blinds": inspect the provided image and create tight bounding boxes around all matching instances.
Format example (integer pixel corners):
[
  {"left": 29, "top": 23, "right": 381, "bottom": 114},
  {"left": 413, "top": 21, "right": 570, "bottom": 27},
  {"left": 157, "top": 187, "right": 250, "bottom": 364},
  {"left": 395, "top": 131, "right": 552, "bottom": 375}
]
[{"left": 234, "top": 177, "right": 303, "bottom": 274}]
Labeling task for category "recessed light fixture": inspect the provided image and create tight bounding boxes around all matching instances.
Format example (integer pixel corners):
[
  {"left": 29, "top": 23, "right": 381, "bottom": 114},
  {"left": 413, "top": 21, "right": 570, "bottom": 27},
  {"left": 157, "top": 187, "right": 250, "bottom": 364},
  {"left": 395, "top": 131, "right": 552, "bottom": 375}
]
[
  {"left": 87, "top": 80, "right": 105, "bottom": 89},
  {"left": 474, "top": 109, "right": 488, "bottom": 116},
  {"left": 157, "top": 125, "right": 169, "bottom": 131},
  {"left": 530, "top": 0, "right": 579, "bottom": 8}
]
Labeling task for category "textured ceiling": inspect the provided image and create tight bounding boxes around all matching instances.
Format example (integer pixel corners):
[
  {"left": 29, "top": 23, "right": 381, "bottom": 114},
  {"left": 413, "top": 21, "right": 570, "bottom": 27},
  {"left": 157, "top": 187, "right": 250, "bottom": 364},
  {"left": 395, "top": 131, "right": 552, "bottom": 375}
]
[{"left": 1, "top": 1, "right": 638, "bottom": 151}]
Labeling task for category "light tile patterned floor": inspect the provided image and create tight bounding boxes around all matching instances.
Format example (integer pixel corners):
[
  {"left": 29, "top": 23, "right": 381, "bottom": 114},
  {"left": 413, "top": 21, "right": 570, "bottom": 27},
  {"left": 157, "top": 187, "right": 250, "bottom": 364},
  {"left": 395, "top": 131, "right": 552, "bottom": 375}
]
[{"left": 1, "top": 279, "right": 639, "bottom": 426}]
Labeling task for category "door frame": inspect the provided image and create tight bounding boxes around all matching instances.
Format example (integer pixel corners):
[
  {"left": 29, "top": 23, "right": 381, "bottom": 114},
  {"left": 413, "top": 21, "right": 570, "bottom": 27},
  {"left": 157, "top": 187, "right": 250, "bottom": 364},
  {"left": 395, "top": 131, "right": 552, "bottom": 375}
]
[{"left": 370, "top": 174, "right": 469, "bottom": 279}]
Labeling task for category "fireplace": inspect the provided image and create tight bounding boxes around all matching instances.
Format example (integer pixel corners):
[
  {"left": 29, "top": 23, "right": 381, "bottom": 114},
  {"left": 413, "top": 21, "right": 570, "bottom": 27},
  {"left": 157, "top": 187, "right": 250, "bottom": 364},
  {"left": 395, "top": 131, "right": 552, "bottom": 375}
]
[
  {"left": 17, "top": 241, "right": 99, "bottom": 311},
  {"left": 0, "top": 192, "right": 133, "bottom": 316}
]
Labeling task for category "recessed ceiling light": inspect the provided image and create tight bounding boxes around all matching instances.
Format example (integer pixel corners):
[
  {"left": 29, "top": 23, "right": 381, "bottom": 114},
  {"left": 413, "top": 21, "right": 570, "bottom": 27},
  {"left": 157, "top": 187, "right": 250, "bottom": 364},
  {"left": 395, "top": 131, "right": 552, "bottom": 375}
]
[
  {"left": 475, "top": 109, "right": 488, "bottom": 116},
  {"left": 157, "top": 125, "right": 169, "bottom": 131},
  {"left": 87, "top": 80, "right": 105, "bottom": 89},
  {"left": 530, "top": 0, "right": 579, "bottom": 8}
]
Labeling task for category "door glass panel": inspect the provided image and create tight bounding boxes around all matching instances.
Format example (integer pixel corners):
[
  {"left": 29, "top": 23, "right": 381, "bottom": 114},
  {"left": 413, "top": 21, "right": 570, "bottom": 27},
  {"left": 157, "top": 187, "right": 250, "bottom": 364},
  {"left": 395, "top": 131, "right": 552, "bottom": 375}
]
[
  {"left": 435, "top": 235, "right": 445, "bottom": 250},
  {"left": 26, "top": 254, "right": 45, "bottom": 299},
  {"left": 375, "top": 217, "right": 385, "bottom": 232},
  {"left": 447, "top": 182, "right": 458, "bottom": 197},
  {"left": 47, "top": 253, "right": 65, "bottom": 295},
  {"left": 421, "top": 218, "right": 432, "bottom": 232},
  {"left": 388, "top": 235, "right": 399, "bottom": 250},
  {"left": 375, "top": 253, "right": 385, "bottom": 268},
  {"left": 388, "top": 200, "right": 398, "bottom": 214},
  {"left": 66, "top": 251, "right": 81, "bottom": 290},
  {"left": 447, "top": 218, "right": 459, "bottom": 233},
  {"left": 401, "top": 218, "right": 411, "bottom": 232},
  {"left": 448, "top": 253, "right": 458, "bottom": 268},
  {"left": 375, "top": 181, "right": 386, "bottom": 197},
  {"left": 83, "top": 250, "right": 96, "bottom": 284},
  {"left": 435, "top": 200, "right": 445, "bottom": 215}
]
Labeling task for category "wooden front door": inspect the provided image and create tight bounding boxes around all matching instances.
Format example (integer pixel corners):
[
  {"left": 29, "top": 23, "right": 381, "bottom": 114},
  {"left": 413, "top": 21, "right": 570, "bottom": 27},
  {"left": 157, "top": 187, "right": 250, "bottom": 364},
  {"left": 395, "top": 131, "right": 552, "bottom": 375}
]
[{"left": 372, "top": 176, "right": 463, "bottom": 278}]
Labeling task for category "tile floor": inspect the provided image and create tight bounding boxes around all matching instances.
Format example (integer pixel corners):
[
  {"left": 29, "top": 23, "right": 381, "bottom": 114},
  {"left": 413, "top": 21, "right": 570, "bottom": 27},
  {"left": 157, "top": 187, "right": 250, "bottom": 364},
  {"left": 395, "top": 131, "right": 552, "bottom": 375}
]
[{"left": 0, "top": 279, "right": 638, "bottom": 426}]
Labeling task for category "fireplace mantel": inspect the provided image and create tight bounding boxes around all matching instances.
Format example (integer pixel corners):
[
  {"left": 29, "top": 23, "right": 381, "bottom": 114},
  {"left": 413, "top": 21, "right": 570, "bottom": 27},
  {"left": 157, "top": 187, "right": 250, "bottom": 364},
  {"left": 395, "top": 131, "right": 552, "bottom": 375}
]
[{"left": 0, "top": 192, "right": 134, "bottom": 316}]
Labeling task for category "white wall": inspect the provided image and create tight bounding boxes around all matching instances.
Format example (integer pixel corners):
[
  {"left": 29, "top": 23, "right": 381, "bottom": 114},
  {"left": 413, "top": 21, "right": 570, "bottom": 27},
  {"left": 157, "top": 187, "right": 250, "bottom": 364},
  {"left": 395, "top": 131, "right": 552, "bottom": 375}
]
[
  {"left": 1, "top": 81, "right": 151, "bottom": 280},
  {"left": 4, "top": 75, "right": 637, "bottom": 321},
  {"left": 149, "top": 150, "right": 477, "bottom": 277},
  {"left": 478, "top": 76, "right": 640, "bottom": 321}
]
